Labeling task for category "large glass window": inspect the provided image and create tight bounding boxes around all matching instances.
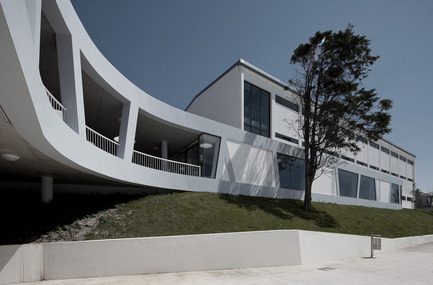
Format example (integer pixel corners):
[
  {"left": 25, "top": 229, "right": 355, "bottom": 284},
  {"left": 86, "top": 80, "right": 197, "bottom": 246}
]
[
  {"left": 275, "top": 95, "right": 299, "bottom": 112},
  {"left": 390, "top": 183, "right": 401, "bottom": 204},
  {"left": 244, "top": 82, "right": 270, "bottom": 137},
  {"left": 338, "top": 169, "right": 358, "bottom": 198},
  {"left": 277, "top": 153, "right": 305, "bottom": 191},
  {"left": 359, "top": 175, "right": 376, "bottom": 200},
  {"left": 199, "top": 133, "right": 221, "bottom": 179}
]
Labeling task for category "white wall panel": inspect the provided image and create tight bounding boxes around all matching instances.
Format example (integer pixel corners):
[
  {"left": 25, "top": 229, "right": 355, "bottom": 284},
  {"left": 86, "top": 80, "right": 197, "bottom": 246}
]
[
  {"left": 186, "top": 66, "right": 242, "bottom": 128},
  {"left": 223, "top": 140, "right": 276, "bottom": 187},
  {"left": 368, "top": 146, "right": 380, "bottom": 168},
  {"left": 379, "top": 181, "right": 390, "bottom": 203}
]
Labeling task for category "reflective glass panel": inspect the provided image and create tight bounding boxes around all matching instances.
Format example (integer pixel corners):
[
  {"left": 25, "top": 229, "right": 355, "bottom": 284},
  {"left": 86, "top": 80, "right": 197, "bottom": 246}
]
[
  {"left": 359, "top": 175, "right": 376, "bottom": 200},
  {"left": 338, "top": 169, "right": 358, "bottom": 198},
  {"left": 277, "top": 153, "right": 305, "bottom": 191}
]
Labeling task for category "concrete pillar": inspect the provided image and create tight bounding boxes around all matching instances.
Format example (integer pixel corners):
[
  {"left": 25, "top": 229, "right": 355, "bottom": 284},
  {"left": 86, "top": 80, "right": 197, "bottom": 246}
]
[
  {"left": 41, "top": 176, "right": 53, "bottom": 203},
  {"left": 161, "top": 140, "right": 168, "bottom": 159},
  {"left": 57, "top": 33, "right": 86, "bottom": 136},
  {"left": 117, "top": 102, "right": 138, "bottom": 160}
]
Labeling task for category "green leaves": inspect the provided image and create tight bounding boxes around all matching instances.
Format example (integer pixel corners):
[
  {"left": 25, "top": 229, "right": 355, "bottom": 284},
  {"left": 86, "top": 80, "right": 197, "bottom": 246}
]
[{"left": 290, "top": 25, "right": 392, "bottom": 210}]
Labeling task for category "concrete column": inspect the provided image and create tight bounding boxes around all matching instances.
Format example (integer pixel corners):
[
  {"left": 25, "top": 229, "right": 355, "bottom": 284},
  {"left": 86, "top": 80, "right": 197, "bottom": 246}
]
[
  {"left": 161, "top": 140, "right": 168, "bottom": 159},
  {"left": 117, "top": 102, "right": 138, "bottom": 160},
  {"left": 24, "top": 0, "right": 42, "bottom": 60},
  {"left": 41, "top": 176, "right": 53, "bottom": 203},
  {"left": 57, "top": 34, "right": 86, "bottom": 136}
]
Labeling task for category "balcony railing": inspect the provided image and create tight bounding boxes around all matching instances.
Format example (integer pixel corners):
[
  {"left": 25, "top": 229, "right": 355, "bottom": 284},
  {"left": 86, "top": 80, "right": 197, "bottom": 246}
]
[
  {"left": 86, "top": 126, "right": 119, "bottom": 156},
  {"left": 45, "top": 88, "right": 66, "bottom": 121},
  {"left": 132, "top": 150, "right": 201, "bottom": 177}
]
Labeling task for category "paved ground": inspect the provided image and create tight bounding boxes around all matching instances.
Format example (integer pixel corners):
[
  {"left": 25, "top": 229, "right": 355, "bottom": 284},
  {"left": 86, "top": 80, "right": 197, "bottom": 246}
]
[{"left": 19, "top": 243, "right": 433, "bottom": 285}]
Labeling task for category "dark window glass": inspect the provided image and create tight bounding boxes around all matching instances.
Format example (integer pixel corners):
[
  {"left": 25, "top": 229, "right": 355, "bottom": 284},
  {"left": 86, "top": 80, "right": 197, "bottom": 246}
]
[
  {"left": 342, "top": 156, "right": 355, "bottom": 163},
  {"left": 391, "top": 172, "right": 398, "bottom": 177},
  {"left": 244, "top": 84, "right": 250, "bottom": 125},
  {"left": 244, "top": 82, "right": 270, "bottom": 137},
  {"left": 356, "top": 135, "right": 367, "bottom": 144},
  {"left": 359, "top": 175, "right": 376, "bottom": 201},
  {"left": 338, "top": 169, "right": 358, "bottom": 198},
  {"left": 391, "top": 151, "right": 398, "bottom": 158},
  {"left": 277, "top": 153, "right": 305, "bottom": 191},
  {"left": 275, "top": 95, "right": 299, "bottom": 112},
  {"left": 275, "top": 133, "right": 298, "bottom": 144},
  {"left": 199, "top": 133, "right": 221, "bottom": 179},
  {"left": 381, "top": 169, "right": 389, "bottom": 174},
  {"left": 400, "top": 155, "right": 406, "bottom": 162},
  {"left": 390, "top": 183, "right": 401, "bottom": 203},
  {"left": 408, "top": 160, "right": 414, "bottom": 165},
  {"left": 357, "top": 161, "right": 368, "bottom": 167},
  {"left": 381, "top": 146, "right": 390, "bottom": 154},
  {"left": 369, "top": 141, "right": 379, "bottom": 149},
  {"left": 370, "top": 165, "right": 379, "bottom": 171}
]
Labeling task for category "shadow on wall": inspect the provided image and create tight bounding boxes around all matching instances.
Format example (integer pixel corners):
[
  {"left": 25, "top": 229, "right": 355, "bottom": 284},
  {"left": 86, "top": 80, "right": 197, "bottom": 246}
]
[{"left": 218, "top": 194, "right": 340, "bottom": 228}]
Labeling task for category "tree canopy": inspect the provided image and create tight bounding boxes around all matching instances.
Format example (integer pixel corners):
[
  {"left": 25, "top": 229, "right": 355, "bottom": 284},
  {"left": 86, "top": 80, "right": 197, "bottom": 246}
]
[{"left": 289, "top": 24, "right": 392, "bottom": 211}]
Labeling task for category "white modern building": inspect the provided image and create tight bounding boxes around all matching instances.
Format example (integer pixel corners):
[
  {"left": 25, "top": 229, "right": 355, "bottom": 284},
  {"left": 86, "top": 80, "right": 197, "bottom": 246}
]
[{"left": 0, "top": 0, "right": 415, "bottom": 209}]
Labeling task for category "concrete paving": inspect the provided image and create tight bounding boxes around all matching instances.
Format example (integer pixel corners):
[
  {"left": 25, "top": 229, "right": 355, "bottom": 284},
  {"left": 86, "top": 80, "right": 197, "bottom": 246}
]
[{"left": 18, "top": 243, "right": 433, "bottom": 285}]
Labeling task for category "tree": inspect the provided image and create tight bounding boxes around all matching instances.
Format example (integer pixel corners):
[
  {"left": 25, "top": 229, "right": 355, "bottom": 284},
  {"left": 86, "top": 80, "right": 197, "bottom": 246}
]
[{"left": 289, "top": 24, "right": 392, "bottom": 211}]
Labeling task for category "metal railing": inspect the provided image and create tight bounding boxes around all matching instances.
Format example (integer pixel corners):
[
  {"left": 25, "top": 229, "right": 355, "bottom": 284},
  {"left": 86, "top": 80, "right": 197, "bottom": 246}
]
[
  {"left": 45, "top": 88, "right": 66, "bottom": 121},
  {"left": 132, "top": 150, "right": 201, "bottom": 177},
  {"left": 86, "top": 126, "right": 119, "bottom": 156}
]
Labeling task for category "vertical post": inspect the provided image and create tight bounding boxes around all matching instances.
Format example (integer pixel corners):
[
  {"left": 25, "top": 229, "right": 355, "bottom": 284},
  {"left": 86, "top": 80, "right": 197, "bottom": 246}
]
[
  {"left": 161, "top": 140, "right": 168, "bottom": 159},
  {"left": 41, "top": 176, "right": 53, "bottom": 203},
  {"left": 117, "top": 102, "right": 138, "bottom": 160},
  {"left": 57, "top": 34, "right": 86, "bottom": 136},
  {"left": 161, "top": 140, "right": 168, "bottom": 172}
]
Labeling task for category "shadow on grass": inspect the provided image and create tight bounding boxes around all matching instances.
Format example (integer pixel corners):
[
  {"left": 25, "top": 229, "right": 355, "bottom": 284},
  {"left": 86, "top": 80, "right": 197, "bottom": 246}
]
[
  {"left": 219, "top": 194, "right": 339, "bottom": 229},
  {"left": 0, "top": 191, "right": 145, "bottom": 245}
]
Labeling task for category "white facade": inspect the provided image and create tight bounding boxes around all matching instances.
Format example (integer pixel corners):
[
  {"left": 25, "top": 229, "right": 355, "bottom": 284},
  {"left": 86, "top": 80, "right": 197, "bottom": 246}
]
[{"left": 0, "top": 0, "right": 414, "bottom": 209}]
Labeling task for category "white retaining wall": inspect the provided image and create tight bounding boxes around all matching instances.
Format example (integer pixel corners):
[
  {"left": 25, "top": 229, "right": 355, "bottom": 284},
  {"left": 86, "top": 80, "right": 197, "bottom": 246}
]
[
  {"left": 0, "top": 244, "right": 43, "bottom": 285},
  {"left": 1, "top": 230, "right": 433, "bottom": 284}
]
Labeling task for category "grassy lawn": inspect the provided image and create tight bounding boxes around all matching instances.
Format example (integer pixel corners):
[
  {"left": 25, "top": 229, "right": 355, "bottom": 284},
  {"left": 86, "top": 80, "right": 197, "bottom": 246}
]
[{"left": 2, "top": 191, "right": 433, "bottom": 245}]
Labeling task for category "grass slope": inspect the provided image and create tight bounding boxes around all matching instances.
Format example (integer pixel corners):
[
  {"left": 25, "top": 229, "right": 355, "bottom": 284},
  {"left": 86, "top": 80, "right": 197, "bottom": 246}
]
[
  {"left": 3, "top": 191, "right": 433, "bottom": 244},
  {"left": 68, "top": 192, "right": 433, "bottom": 241}
]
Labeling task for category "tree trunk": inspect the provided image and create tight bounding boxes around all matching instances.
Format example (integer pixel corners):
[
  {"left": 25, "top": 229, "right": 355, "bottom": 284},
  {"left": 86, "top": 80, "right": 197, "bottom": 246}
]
[{"left": 304, "top": 174, "right": 313, "bottom": 211}]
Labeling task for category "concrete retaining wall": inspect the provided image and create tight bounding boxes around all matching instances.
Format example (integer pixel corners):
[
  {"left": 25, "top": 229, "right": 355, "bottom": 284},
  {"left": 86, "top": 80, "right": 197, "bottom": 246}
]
[
  {"left": 1, "top": 231, "right": 433, "bottom": 284},
  {"left": 0, "top": 244, "right": 43, "bottom": 285}
]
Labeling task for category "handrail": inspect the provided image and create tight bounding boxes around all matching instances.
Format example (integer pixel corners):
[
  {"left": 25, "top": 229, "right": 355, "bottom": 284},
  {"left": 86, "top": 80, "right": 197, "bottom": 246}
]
[
  {"left": 86, "top": 126, "right": 119, "bottom": 156},
  {"left": 132, "top": 149, "right": 201, "bottom": 177},
  {"left": 45, "top": 87, "right": 66, "bottom": 121}
]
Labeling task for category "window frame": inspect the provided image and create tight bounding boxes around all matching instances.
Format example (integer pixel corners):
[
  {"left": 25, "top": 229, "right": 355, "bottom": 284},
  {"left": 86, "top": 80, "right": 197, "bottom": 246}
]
[{"left": 244, "top": 81, "right": 270, "bottom": 138}]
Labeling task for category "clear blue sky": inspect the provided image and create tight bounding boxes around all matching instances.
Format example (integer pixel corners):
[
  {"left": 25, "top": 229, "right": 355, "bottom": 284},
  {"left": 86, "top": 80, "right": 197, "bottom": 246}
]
[{"left": 71, "top": 0, "right": 433, "bottom": 193}]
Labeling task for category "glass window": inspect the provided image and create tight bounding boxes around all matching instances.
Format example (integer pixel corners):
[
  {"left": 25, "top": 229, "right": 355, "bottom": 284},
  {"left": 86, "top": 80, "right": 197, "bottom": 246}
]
[
  {"left": 199, "top": 133, "right": 221, "bottom": 179},
  {"left": 244, "top": 82, "right": 270, "bottom": 137},
  {"left": 357, "top": 161, "right": 368, "bottom": 167},
  {"left": 369, "top": 141, "right": 379, "bottom": 149},
  {"left": 408, "top": 159, "right": 414, "bottom": 165},
  {"left": 381, "top": 146, "right": 390, "bottom": 154},
  {"left": 400, "top": 155, "right": 406, "bottom": 162},
  {"left": 275, "top": 133, "right": 298, "bottom": 144},
  {"left": 391, "top": 151, "right": 398, "bottom": 158},
  {"left": 342, "top": 156, "right": 355, "bottom": 163},
  {"left": 370, "top": 165, "right": 379, "bottom": 171},
  {"left": 356, "top": 135, "right": 367, "bottom": 144},
  {"left": 277, "top": 153, "right": 305, "bottom": 191},
  {"left": 338, "top": 169, "right": 358, "bottom": 198},
  {"left": 390, "top": 183, "right": 401, "bottom": 204},
  {"left": 359, "top": 175, "right": 376, "bottom": 200},
  {"left": 275, "top": 95, "right": 299, "bottom": 112}
]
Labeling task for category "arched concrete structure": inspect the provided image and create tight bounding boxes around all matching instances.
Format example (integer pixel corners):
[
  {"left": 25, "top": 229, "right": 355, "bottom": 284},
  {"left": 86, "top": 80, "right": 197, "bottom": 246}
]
[{"left": 0, "top": 0, "right": 415, "bottom": 209}]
